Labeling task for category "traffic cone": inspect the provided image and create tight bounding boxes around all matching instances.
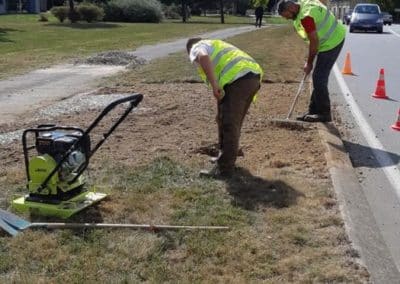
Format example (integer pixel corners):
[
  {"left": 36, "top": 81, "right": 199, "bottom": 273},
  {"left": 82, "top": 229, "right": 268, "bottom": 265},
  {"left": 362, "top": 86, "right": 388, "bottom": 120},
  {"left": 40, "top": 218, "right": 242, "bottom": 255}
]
[
  {"left": 371, "top": 68, "right": 388, "bottom": 99},
  {"left": 391, "top": 108, "right": 400, "bottom": 131},
  {"left": 342, "top": 52, "right": 354, "bottom": 75}
]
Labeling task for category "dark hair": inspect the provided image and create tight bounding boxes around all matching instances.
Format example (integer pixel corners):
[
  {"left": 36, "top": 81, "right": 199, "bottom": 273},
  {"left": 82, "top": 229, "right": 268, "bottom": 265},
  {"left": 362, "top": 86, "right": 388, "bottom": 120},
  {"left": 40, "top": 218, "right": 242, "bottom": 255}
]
[
  {"left": 186, "top": 38, "right": 202, "bottom": 53},
  {"left": 278, "top": 0, "right": 296, "bottom": 14}
]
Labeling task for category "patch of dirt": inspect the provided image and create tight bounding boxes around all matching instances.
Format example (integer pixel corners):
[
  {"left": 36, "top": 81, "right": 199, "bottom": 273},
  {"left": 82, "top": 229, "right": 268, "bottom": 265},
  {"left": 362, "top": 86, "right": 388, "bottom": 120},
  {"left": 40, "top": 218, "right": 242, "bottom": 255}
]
[{"left": 0, "top": 80, "right": 324, "bottom": 198}]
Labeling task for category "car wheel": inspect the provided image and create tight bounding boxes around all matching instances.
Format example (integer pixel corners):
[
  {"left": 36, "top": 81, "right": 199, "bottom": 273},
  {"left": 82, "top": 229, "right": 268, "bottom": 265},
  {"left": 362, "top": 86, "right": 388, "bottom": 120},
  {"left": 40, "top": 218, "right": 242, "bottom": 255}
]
[
  {"left": 389, "top": 23, "right": 392, "bottom": 26},
  {"left": 378, "top": 28, "right": 383, "bottom": 33},
  {"left": 349, "top": 27, "right": 354, "bottom": 33}
]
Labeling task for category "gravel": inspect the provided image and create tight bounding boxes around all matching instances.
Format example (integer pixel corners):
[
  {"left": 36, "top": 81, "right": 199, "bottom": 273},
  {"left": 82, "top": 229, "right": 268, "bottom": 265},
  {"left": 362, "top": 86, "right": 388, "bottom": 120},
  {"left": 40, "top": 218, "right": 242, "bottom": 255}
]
[
  {"left": 0, "top": 93, "right": 136, "bottom": 145},
  {"left": 78, "top": 51, "right": 147, "bottom": 69}
]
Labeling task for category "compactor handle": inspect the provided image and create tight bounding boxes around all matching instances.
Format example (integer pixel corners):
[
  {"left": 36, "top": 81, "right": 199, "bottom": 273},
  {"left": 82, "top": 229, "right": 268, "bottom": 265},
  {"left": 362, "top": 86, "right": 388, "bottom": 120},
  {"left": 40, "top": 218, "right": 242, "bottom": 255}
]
[{"left": 36, "top": 93, "right": 144, "bottom": 191}]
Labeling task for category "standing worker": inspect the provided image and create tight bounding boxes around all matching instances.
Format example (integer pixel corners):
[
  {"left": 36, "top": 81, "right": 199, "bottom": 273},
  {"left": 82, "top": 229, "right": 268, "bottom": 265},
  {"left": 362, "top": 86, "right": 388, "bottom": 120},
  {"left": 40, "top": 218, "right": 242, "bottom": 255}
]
[
  {"left": 278, "top": 0, "right": 345, "bottom": 122},
  {"left": 255, "top": 6, "right": 264, "bottom": 28},
  {"left": 186, "top": 38, "right": 263, "bottom": 178}
]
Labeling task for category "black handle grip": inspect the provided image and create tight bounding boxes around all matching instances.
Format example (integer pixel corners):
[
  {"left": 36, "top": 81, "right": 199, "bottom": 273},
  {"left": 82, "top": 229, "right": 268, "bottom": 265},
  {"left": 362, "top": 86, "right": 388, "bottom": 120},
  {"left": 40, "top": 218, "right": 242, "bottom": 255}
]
[{"left": 101, "top": 94, "right": 143, "bottom": 116}]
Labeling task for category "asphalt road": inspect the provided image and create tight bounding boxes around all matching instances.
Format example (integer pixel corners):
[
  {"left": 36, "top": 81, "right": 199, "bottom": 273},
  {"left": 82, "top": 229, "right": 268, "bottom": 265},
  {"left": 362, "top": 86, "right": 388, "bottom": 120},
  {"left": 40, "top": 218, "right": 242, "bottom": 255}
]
[{"left": 331, "top": 24, "right": 400, "bottom": 281}]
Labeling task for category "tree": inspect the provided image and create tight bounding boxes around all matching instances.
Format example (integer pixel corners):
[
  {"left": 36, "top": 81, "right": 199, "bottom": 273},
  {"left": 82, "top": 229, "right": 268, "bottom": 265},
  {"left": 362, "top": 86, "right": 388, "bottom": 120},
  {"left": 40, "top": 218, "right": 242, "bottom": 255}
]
[
  {"left": 251, "top": 0, "right": 268, "bottom": 7},
  {"left": 182, "top": 0, "right": 187, "bottom": 22},
  {"left": 220, "top": 0, "right": 225, "bottom": 23},
  {"left": 67, "top": 0, "right": 79, "bottom": 23}
]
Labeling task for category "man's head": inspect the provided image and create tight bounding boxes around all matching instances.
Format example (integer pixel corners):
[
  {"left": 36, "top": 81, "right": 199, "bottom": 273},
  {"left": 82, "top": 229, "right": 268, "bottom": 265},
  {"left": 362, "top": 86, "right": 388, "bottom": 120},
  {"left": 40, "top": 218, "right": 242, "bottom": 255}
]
[
  {"left": 186, "top": 38, "right": 202, "bottom": 54},
  {"left": 278, "top": 0, "right": 300, "bottom": 20}
]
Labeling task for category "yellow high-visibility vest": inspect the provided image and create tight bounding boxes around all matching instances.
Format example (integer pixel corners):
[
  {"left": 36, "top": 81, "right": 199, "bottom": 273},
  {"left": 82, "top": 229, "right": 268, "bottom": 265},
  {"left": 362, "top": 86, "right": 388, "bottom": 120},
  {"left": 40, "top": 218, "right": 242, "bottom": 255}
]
[
  {"left": 194, "top": 40, "right": 263, "bottom": 89},
  {"left": 293, "top": 0, "right": 346, "bottom": 52}
]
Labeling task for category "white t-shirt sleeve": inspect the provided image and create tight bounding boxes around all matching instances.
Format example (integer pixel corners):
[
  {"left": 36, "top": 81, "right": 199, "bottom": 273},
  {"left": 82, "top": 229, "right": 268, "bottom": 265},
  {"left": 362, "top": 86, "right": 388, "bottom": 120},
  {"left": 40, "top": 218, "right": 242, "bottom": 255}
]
[{"left": 189, "top": 42, "right": 213, "bottom": 63}]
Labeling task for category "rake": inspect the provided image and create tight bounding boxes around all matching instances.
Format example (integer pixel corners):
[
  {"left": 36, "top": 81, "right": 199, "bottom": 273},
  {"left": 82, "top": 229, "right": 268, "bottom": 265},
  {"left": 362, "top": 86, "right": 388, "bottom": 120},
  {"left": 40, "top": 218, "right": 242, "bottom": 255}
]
[
  {"left": 0, "top": 209, "right": 229, "bottom": 237},
  {"left": 269, "top": 73, "right": 312, "bottom": 130}
]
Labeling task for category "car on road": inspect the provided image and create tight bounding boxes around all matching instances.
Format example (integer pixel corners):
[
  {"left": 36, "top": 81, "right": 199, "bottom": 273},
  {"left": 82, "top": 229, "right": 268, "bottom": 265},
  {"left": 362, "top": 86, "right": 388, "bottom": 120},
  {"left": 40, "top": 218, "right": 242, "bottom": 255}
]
[
  {"left": 342, "top": 10, "right": 353, "bottom": 25},
  {"left": 381, "top": 12, "right": 393, "bottom": 25},
  {"left": 350, "top": 3, "right": 383, "bottom": 33}
]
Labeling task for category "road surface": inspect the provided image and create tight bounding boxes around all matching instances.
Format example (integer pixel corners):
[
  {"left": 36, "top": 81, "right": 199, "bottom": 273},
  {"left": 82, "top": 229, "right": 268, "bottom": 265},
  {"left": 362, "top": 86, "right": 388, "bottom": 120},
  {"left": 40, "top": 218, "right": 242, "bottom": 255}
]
[{"left": 331, "top": 23, "right": 400, "bottom": 282}]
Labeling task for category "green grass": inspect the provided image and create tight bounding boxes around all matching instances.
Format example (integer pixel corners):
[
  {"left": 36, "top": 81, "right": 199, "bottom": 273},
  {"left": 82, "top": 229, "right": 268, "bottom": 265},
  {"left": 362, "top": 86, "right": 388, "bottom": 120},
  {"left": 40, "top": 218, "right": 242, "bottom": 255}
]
[
  {"left": 0, "top": 14, "right": 269, "bottom": 78},
  {"left": 103, "top": 25, "right": 306, "bottom": 87},
  {"left": 184, "top": 14, "right": 287, "bottom": 25},
  {"left": 0, "top": 157, "right": 368, "bottom": 282}
]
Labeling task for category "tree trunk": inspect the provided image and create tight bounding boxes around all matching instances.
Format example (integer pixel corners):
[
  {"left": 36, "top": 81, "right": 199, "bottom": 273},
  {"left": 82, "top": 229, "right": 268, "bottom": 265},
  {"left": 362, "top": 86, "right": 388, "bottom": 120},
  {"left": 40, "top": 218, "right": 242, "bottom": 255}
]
[
  {"left": 68, "top": 0, "right": 79, "bottom": 23},
  {"left": 182, "top": 0, "right": 187, "bottom": 23},
  {"left": 220, "top": 0, "right": 225, "bottom": 24},
  {"left": 68, "top": 0, "right": 74, "bottom": 10}
]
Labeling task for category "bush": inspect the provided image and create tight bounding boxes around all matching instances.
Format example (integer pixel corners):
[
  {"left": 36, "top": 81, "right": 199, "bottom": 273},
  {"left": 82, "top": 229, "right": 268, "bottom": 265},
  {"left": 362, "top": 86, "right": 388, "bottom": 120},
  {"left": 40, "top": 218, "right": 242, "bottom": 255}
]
[
  {"left": 104, "top": 0, "right": 163, "bottom": 23},
  {"left": 38, "top": 13, "right": 49, "bottom": 22},
  {"left": 51, "top": 6, "right": 69, "bottom": 22},
  {"left": 162, "top": 3, "right": 180, "bottom": 19},
  {"left": 68, "top": 8, "right": 80, "bottom": 23},
  {"left": 77, "top": 3, "right": 104, "bottom": 22}
]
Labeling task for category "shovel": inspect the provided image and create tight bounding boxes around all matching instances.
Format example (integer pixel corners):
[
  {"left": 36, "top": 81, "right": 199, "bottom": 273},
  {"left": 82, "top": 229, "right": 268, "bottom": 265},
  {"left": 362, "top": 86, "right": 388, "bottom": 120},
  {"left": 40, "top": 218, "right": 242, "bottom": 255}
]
[{"left": 0, "top": 209, "right": 229, "bottom": 237}]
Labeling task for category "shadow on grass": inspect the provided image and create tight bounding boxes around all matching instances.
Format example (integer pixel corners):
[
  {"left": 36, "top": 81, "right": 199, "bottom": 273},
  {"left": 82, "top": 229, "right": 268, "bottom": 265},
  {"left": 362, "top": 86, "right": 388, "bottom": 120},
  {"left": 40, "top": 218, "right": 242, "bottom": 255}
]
[
  {"left": 225, "top": 167, "right": 304, "bottom": 210},
  {"left": 45, "top": 22, "right": 121, "bottom": 29},
  {"left": 0, "top": 28, "right": 18, "bottom": 43}
]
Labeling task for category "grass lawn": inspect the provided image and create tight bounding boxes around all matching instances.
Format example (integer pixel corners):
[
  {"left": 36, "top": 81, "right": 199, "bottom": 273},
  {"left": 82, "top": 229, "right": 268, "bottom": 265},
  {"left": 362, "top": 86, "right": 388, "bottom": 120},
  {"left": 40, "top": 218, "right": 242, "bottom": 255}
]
[
  {"left": 106, "top": 24, "right": 305, "bottom": 86},
  {"left": 0, "top": 14, "right": 285, "bottom": 79}
]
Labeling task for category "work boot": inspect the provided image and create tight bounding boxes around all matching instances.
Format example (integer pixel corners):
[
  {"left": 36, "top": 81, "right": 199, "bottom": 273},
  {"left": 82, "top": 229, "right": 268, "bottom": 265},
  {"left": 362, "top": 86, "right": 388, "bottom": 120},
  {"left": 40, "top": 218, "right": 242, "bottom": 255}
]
[
  {"left": 297, "top": 113, "right": 331, "bottom": 123},
  {"left": 199, "top": 165, "right": 233, "bottom": 179},
  {"left": 210, "top": 148, "right": 244, "bottom": 163}
]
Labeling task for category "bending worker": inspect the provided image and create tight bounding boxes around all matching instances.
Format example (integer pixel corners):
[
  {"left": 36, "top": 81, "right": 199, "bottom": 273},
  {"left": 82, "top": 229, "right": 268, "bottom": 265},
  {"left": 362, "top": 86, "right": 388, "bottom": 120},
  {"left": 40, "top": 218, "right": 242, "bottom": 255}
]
[
  {"left": 278, "top": 0, "right": 345, "bottom": 122},
  {"left": 186, "top": 38, "right": 263, "bottom": 178}
]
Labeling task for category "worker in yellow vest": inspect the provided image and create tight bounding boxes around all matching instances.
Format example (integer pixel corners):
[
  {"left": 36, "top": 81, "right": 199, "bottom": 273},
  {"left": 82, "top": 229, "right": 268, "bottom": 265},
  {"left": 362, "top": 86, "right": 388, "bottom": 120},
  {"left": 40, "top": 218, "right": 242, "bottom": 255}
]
[
  {"left": 186, "top": 38, "right": 263, "bottom": 178},
  {"left": 278, "top": 0, "right": 346, "bottom": 122}
]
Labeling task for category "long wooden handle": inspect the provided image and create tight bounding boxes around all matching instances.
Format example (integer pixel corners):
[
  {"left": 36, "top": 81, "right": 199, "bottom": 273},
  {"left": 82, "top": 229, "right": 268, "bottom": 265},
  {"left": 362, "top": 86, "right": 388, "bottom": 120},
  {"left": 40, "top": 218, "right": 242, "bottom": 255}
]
[
  {"left": 30, "top": 223, "right": 230, "bottom": 231},
  {"left": 286, "top": 74, "right": 308, "bottom": 119}
]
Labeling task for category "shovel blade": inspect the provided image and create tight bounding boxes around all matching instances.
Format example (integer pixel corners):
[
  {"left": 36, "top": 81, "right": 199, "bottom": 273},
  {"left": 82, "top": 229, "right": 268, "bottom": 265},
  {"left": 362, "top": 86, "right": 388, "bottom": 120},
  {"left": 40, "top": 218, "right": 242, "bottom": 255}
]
[
  {"left": 0, "top": 216, "right": 21, "bottom": 236},
  {"left": 0, "top": 209, "right": 31, "bottom": 230}
]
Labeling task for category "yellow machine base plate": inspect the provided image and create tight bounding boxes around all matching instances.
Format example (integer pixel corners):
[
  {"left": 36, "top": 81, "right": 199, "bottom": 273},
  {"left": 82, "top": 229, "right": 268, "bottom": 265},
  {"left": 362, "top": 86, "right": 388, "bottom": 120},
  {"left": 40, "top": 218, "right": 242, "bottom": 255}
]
[{"left": 12, "top": 191, "right": 107, "bottom": 219}]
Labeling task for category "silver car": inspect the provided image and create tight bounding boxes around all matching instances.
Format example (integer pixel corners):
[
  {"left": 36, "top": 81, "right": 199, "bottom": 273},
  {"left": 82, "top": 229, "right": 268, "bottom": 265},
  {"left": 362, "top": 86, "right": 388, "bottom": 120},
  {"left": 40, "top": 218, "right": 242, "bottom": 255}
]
[
  {"left": 381, "top": 12, "right": 393, "bottom": 25},
  {"left": 350, "top": 3, "right": 383, "bottom": 33}
]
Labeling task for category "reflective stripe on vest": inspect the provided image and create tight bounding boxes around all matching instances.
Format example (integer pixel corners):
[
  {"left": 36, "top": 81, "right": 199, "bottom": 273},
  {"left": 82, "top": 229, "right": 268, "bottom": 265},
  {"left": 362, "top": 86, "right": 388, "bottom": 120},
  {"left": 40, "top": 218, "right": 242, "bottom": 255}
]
[
  {"left": 294, "top": 0, "right": 345, "bottom": 52},
  {"left": 194, "top": 40, "right": 263, "bottom": 89},
  {"left": 212, "top": 47, "right": 236, "bottom": 66},
  {"left": 219, "top": 56, "right": 258, "bottom": 81}
]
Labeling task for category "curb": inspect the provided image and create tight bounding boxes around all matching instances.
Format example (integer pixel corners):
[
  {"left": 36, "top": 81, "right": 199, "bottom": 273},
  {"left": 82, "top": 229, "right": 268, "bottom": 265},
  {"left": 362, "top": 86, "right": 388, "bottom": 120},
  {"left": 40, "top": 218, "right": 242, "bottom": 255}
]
[{"left": 318, "top": 123, "right": 400, "bottom": 283}]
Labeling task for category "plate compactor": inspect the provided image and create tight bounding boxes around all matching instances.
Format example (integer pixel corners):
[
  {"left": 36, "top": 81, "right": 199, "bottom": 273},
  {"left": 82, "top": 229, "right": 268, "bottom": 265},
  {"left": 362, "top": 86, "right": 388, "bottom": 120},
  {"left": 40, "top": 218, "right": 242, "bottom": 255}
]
[{"left": 12, "top": 94, "right": 143, "bottom": 219}]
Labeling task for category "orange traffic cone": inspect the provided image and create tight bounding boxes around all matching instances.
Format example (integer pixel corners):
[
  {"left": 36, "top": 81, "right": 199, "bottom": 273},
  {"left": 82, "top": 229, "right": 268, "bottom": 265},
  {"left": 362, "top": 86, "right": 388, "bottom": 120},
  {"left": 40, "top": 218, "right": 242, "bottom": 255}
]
[
  {"left": 342, "top": 52, "right": 354, "bottom": 75},
  {"left": 372, "top": 68, "right": 388, "bottom": 99},
  {"left": 391, "top": 108, "right": 400, "bottom": 131}
]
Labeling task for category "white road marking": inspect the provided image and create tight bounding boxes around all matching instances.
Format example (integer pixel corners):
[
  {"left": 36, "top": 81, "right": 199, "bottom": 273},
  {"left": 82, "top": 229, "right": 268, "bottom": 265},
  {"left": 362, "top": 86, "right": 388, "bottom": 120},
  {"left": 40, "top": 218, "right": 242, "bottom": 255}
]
[
  {"left": 388, "top": 26, "right": 400, "bottom": 38},
  {"left": 333, "top": 64, "right": 400, "bottom": 199}
]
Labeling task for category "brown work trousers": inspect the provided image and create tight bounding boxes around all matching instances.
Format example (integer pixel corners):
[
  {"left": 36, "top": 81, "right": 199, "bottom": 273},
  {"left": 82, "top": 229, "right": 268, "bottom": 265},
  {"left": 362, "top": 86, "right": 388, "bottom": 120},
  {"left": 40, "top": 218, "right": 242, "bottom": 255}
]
[{"left": 217, "top": 72, "right": 261, "bottom": 173}]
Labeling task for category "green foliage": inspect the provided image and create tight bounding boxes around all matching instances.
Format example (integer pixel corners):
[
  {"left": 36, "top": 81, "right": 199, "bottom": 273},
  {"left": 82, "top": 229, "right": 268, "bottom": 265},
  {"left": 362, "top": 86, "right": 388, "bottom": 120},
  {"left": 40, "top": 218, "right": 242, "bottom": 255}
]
[
  {"left": 104, "top": 0, "right": 164, "bottom": 23},
  {"left": 251, "top": 0, "right": 268, "bottom": 7},
  {"left": 162, "top": 3, "right": 181, "bottom": 19},
  {"left": 38, "top": 13, "right": 49, "bottom": 22},
  {"left": 375, "top": 0, "right": 396, "bottom": 13},
  {"left": 68, "top": 8, "right": 81, "bottom": 23},
  {"left": 77, "top": 3, "right": 105, "bottom": 22},
  {"left": 236, "top": 0, "right": 251, "bottom": 15},
  {"left": 51, "top": 6, "right": 69, "bottom": 23}
]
